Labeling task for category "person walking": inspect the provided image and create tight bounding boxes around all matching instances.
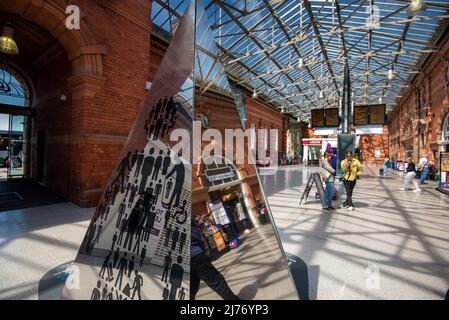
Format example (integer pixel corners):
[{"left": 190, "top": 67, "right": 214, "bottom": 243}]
[
  {"left": 321, "top": 152, "right": 336, "bottom": 211},
  {"left": 340, "top": 150, "right": 362, "bottom": 211},
  {"left": 402, "top": 158, "right": 420, "bottom": 192},
  {"left": 190, "top": 216, "right": 240, "bottom": 300},
  {"left": 384, "top": 157, "right": 390, "bottom": 176},
  {"left": 418, "top": 154, "right": 429, "bottom": 185}
]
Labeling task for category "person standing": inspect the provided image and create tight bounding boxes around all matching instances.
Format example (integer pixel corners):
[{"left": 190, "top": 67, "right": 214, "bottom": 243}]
[
  {"left": 321, "top": 152, "right": 336, "bottom": 211},
  {"left": 418, "top": 154, "right": 429, "bottom": 185},
  {"left": 190, "top": 217, "right": 240, "bottom": 300},
  {"left": 402, "top": 158, "right": 420, "bottom": 192},
  {"left": 340, "top": 150, "right": 362, "bottom": 211}
]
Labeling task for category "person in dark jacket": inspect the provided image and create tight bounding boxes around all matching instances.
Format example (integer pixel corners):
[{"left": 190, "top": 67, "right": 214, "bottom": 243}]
[
  {"left": 190, "top": 216, "right": 240, "bottom": 300},
  {"left": 402, "top": 157, "right": 421, "bottom": 192}
]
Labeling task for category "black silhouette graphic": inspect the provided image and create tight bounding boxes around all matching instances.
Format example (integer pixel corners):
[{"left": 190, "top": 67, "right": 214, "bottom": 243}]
[
  {"left": 164, "top": 226, "right": 172, "bottom": 247},
  {"left": 134, "top": 150, "right": 145, "bottom": 178},
  {"left": 165, "top": 159, "right": 185, "bottom": 209},
  {"left": 115, "top": 253, "right": 128, "bottom": 290},
  {"left": 131, "top": 270, "right": 143, "bottom": 300},
  {"left": 169, "top": 256, "right": 184, "bottom": 300},
  {"left": 73, "top": 101, "right": 190, "bottom": 301},
  {"left": 112, "top": 151, "right": 132, "bottom": 192},
  {"left": 139, "top": 148, "right": 155, "bottom": 194},
  {"left": 162, "top": 251, "right": 172, "bottom": 283},
  {"left": 162, "top": 284, "right": 169, "bottom": 300},
  {"left": 139, "top": 246, "right": 147, "bottom": 267},
  {"left": 171, "top": 226, "right": 180, "bottom": 251},
  {"left": 178, "top": 287, "right": 185, "bottom": 300},
  {"left": 91, "top": 281, "right": 101, "bottom": 300},
  {"left": 179, "top": 229, "right": 187, "bottom": 255}
]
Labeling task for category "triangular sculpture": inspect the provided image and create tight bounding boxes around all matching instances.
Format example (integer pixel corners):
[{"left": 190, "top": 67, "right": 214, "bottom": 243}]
[
  {"left": 62, "top": 0, "right": 195, "bottom": 300},
  {"left": 190, "top": 0, "right": 298, "bottom": 300}
]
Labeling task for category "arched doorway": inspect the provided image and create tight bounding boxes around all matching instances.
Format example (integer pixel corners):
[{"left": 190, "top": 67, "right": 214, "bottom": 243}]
[{"left": 0, "top": 63, "right": 32, "bottom": 180}]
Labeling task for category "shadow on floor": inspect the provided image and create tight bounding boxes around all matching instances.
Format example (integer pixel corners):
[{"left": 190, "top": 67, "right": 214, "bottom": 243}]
[{"left": 0, "top": 179, "right": 67, "bottom": 212}]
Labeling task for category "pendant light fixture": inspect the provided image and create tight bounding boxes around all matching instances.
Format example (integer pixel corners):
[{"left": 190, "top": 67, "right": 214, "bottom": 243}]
[
  {"left": 0, "top": 22, "right": 19, "bottom": 55},
  {"left": 252, "top": 89, "right": 258, "bottom": 99},
  {"left": 407, "top": 0, "right": 427, "bottom": 16}
]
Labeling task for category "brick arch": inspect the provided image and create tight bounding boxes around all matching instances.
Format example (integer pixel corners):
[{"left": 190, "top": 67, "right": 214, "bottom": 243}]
[{"left": 0, "top": 0, "right": 106, "bottom": 93}]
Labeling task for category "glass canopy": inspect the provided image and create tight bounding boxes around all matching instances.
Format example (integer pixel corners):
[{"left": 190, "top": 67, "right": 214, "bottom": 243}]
[{"left": 152, "top": 0, "right": 449, "bottom": 121}]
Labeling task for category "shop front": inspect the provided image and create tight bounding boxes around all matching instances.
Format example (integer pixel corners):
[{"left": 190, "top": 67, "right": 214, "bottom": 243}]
[
  {"left": 302, "top": 137, "right": 338, "bottom": 165},
  {"left": 195, "top": 157, "right": 267, "bottom": 261}
]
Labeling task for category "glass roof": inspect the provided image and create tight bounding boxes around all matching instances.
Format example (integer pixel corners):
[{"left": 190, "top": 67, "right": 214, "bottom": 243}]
[{"left": 152, "top": 0, "right": 449, "bottom": 121}]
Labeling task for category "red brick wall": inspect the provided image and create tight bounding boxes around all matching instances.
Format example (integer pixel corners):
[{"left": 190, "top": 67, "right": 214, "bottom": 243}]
[
  {"left": 2, "top": 0, "right": 153, "bottom": 207},
  {"left": 388, "top": 26, "right": 449, "bottom": 164},
  {"left": 359, "top": 125, "right": 389, "bottom": 166}
]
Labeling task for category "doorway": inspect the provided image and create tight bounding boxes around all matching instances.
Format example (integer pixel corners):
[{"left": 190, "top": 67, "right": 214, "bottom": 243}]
[{"left": 0, "top": 114, "right": 28, "bottom": 180}]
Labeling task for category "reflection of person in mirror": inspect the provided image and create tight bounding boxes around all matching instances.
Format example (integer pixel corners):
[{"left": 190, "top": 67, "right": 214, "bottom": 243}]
[{"left": 190, "top": 216, "right": 240, "bottom": 300}]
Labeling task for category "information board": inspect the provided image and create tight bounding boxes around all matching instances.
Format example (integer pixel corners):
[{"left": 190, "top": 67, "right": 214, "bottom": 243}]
[
  {"left": 311, "top": 109, "right": 325, "bottom": 127},
  {"left": 354, "top": 106, "right": 369, "bottom": 125},
  {"left": 208, "top": 199, "right": 230, "bottom": 226},
  {"left": 370, "top": 104, "right": 385, "bottom": 124},
  {"left": 325, "top": 108, "right": 339, "bottom": 127}
]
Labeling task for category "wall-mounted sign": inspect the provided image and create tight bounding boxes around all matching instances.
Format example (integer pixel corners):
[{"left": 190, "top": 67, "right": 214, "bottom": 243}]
[
  {"left": 325, "top": 108, "right": 339, "bottom": 127},
  {"left": 354, "top": 106, "right": 369, "bottom": 125},
  {"left": 204, "top": 166, "right": 235, "bottom": 182},
  {"left": 302, "top": 139, "right": 322, "bottom": 145},
  {"left": 311, "top": 109, "right": 325, "bottom": 127},
  {"left": 370, "top": 104, "right": 386, "bottom": 124}
]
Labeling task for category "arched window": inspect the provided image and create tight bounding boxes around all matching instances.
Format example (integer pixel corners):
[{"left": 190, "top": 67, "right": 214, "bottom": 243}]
[
  {"left": 0, "top": 64, "right": 30, "bottom": 107},
  {"left": 443, "top": 113, "right": 449, "bottom": 142}
]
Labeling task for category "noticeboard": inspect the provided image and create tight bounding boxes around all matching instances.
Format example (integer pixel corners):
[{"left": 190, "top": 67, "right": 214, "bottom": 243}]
[
  {"left": 311, "top": 109, "right": 325, "bottom": 127},
  {"left": 325, "top": 108, "right": 339, "bottom": 127},
  {"left": 354, "top": 106, "right": 369, "bottom": 125},
  {"left": 208, "top": 199, "right": 230, "bottom": 226},
  {"left": 370, "top": 104, "right": 385, "bottom": 124}
]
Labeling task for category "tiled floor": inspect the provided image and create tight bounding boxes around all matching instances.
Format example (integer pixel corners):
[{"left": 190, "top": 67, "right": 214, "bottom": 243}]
[
  {"left": 1, "top": 166, "right": 449, "bottom": 300},
  {"left": 260, "top": 165, "right": 449, "bottom": 299},
  {"left": 0, "top": 202, "right": 93, "bottom": 300}
]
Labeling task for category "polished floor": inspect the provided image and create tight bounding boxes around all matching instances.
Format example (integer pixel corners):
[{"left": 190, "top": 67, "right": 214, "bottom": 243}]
[
  {"left": 1, "top": 166, "right": 448, "bottom": 300},
  {"left": 260, "top": 165, "right": 449, "bottom": 299},
  {"left": 0, "top": 202, "right": 92, "bottom": 299},
  {"left": 196, "top": 224, "right": 298, "bottom": 300}
]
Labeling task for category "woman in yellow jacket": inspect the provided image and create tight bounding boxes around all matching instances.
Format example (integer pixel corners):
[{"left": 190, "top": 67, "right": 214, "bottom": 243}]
[{"left": 340, "top": 150, "right": 362, "bottom": 211}]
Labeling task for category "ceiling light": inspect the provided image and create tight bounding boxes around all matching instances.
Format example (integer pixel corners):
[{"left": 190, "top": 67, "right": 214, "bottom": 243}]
[
  {"left": 319, "top": 90, "right": 324, "bottom": 99},
  {"left": 407, "top": 0, "right": 427, "bottom": 16},
  {"left": 297, "top": 116, "right": 301, "bottom": 122},
  {"left": 379, "top": 97, "right": 383, "bottom": 104},
  {"left": 281, "top": 106, "right": 285, "bottom": 113},
  {"left": 298, "top": 57, "right": 305, "bottom": 70},
  {"left": 0, "top": 22, "right": 19, "bottom": 55},
  {"left": 252, "top": 90, "right": 258, "bottom": 99},
  {"left": 387, "top": 69, "right": 394, "bottom": 80}
]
